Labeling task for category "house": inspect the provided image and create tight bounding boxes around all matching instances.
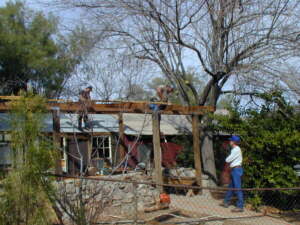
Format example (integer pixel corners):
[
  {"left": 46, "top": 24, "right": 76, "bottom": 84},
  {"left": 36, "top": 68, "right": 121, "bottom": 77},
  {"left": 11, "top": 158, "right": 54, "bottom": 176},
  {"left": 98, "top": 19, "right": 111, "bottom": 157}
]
[
  {"left": 0, "top": 111, "right": 194, "bottom": 173},
  {"left": 0, "top": 98, "right": 222, "bottom": 188},
  {"left": 0, "top": 109, "right": 229, "bottom": 176}
]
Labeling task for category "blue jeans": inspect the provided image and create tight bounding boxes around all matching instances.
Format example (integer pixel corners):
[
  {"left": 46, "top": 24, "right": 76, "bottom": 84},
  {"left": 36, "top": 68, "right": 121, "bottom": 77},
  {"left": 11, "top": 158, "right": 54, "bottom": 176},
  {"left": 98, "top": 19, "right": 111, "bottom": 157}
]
[{"left": 224, "top": 167, "right": 244, "bottom": 209}]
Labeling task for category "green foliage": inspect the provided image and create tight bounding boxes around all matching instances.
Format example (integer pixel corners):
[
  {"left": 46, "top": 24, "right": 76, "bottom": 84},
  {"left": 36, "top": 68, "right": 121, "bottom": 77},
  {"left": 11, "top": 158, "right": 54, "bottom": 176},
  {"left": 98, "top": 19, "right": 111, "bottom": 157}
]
[
  {"left": 170, "top": 136, "right": 194, "bottom": 168},
  {"left": 0, "top": 1, "right": 80, "bottom": 97},
  {"left": 0, "top": 92, "right": 58, "bottom": 225},
  {"left": 213, "top": 92, "right": 300, "bottom": 208}
]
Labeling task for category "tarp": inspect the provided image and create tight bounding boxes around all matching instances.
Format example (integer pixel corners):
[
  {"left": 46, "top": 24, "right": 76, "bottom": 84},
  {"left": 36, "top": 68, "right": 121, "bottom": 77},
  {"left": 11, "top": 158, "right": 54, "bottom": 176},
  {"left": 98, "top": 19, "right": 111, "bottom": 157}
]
[{"left": 161, "top": 142, "right": 182, "bottom": 167}]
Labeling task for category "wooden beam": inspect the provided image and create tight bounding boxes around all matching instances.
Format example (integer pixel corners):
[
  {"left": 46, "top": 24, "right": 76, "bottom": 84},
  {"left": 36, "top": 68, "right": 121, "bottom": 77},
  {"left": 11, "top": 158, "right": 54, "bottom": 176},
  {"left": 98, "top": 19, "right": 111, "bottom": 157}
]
[
  {"left": 152, "top": 111, "right": 163, "bottom": 193},
  {"left": 118, "top": 113, "right": 126, "bottom": 163},
  {"left": 192, "top": 114, "right": 202, "bottom": 193},
  {"left": 0, "top": 99, "right": 214, "bottom": 115},
  {"left": 52, "top": 107, "right": 62, "bottom": 177}
]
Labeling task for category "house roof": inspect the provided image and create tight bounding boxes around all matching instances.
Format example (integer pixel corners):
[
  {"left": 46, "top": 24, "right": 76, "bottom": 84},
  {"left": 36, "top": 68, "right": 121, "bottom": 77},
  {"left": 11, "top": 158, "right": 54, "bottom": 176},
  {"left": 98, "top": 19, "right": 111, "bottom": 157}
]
[
  {"left": 0, "top": 109, "right": 228, "bottom": 135},
  {"left": 0, "top": 113, "right": 53, "bottom": 132},
  {"left": 116, "top": 114, "right": 191, "bottom": 135},
  {"left": 60, "top": 113, "right": 190, "bottom": 135}
]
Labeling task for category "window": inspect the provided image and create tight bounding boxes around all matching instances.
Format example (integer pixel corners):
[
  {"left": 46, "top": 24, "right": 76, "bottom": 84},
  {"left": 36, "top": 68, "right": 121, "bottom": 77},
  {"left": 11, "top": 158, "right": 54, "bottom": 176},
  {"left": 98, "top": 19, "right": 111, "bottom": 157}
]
[
  {"left": 0, "top": 134, "right": 10, "bottom": 142},
  {"left": 0, "top": 133, "right": 11, "bottom": 167},
  {"left": 92, "top": 136, "right": 111, "bottom": 159}
]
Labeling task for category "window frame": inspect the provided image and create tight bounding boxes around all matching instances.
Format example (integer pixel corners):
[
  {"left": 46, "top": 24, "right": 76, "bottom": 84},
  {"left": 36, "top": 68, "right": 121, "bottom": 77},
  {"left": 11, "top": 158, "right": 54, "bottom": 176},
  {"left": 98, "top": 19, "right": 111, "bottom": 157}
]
[{"left": 92, "top": 136, "right": 112, "bottom": 163}]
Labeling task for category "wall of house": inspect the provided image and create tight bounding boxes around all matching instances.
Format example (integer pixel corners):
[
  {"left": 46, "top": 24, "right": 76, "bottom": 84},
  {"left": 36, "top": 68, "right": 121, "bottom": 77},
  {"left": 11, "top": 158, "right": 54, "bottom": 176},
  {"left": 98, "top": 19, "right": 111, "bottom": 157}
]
[
  {"left": 61, "top": 134, "right": 117, "bottom": 175},
  {"left": 0, "top": 133, "right": 11, "bottom": 168}
]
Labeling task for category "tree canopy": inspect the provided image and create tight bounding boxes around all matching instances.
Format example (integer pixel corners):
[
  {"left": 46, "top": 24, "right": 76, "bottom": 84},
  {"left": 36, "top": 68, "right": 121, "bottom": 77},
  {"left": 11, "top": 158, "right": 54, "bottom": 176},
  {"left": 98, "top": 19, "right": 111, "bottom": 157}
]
[{"left": 0, "top": 1, "right": 81, "bottom": 97}]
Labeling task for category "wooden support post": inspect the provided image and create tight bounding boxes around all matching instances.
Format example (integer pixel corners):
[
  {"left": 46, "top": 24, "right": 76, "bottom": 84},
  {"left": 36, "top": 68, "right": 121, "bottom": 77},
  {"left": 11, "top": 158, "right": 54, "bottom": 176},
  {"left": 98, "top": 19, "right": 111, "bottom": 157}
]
[
  {"left": 62, "top": 137, "right": 67, "bottom": 173},
  {"left": 192, "top": 114, "right": 202, "bottom": 193},
  {"left": 152, "top": 111, "right": 163, "bottom": 193},
  {"left": 52, "top": 107, "right": 62, "bottom": 176},
  {"left": 118, "top": 113, "right": 126, "bottom": 163},
  {"left": 87, "top": 136, "right": 92, "bottom": 168}
]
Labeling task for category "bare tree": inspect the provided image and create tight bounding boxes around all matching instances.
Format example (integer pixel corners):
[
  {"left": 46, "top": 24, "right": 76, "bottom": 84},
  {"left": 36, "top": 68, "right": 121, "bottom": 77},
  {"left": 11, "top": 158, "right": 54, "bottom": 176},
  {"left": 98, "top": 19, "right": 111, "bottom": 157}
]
[
  {"left": 62, "top": 48, "right": 152, "bottom": 101},
  {"left": 49, "top": 0, "right": 300, "bottom": 180}
]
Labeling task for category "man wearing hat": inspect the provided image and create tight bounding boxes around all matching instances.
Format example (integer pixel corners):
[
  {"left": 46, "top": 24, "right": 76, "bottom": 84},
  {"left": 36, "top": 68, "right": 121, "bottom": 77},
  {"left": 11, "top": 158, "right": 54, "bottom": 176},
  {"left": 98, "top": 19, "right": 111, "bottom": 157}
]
[
  {"left": 221, "top": 135, "right": 244, "bottom": 212},
  {"left": 78, "top": 86, "right": 93, "bottom": 130}
]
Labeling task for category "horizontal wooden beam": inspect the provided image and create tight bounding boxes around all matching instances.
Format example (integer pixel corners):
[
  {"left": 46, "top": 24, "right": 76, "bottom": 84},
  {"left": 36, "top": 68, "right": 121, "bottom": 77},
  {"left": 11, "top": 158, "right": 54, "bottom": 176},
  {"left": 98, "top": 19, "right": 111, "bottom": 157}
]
[{"left": 0, "top": 97, "right": 214, "bottom": 115}]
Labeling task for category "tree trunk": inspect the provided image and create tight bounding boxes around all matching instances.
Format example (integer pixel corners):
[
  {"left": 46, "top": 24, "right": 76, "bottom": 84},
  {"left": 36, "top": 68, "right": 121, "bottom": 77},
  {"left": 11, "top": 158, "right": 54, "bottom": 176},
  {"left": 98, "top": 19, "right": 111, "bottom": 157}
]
[
  {"left": 201, "top": 131, "right": 217, "bottom": 185},
  {"left": 200, "top": 84, "right": 220, "bottom": 184}
]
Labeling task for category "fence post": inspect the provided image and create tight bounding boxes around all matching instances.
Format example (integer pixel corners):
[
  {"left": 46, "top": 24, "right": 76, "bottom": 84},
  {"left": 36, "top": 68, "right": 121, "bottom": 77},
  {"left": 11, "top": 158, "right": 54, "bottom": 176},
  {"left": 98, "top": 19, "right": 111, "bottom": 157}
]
[{"left": 134, "top": 182, "right": 138, "bottom": 224}]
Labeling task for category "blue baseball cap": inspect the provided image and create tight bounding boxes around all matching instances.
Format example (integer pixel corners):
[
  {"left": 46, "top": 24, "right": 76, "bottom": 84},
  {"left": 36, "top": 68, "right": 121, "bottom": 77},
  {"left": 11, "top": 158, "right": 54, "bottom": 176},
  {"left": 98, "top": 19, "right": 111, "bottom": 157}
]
[{"left": 229, "top": 135, "right": 241, "bottom": 142}]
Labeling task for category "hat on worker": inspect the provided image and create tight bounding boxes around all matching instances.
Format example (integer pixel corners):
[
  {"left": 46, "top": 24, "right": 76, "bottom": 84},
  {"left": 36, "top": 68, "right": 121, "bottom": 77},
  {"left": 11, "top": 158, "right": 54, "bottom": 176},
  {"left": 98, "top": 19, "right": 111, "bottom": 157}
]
[{"left": 229, "top": 135, "right": 241, "bottom": 142}]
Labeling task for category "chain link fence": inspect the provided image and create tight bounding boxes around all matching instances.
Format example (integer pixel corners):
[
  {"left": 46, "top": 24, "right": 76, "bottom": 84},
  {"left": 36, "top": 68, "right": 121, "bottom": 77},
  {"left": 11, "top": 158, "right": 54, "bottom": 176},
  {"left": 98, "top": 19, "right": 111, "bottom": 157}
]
[{"left": 51, "top": 174, "right": 300, "bottom": 225}]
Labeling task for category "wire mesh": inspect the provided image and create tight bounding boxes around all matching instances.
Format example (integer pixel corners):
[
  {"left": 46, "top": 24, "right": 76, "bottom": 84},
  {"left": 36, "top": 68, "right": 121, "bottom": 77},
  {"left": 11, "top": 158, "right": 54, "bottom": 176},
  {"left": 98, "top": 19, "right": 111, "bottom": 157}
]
[{"left": 52, "top": 175, "right": 300, "bottom": 225}]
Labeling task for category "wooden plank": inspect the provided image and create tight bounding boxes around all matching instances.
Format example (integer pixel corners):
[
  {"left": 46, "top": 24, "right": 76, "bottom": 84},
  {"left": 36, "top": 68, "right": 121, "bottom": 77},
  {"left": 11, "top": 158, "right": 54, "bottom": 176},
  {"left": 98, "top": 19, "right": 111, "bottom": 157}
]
[
  {"left": 152, "top": 112, "right": 163, "bottom": 193},
  {"left": 0, "top": 100, "right": 214, "bottom": 115},
  {"left": 118, "top": 113, "right": 126, "bottom": 163},
  {"left": 52, "top": 107, "right": 62, "bottom": 177},
  {"left": 192, "top": 115, "right": 202, "bottom": 193},
  {"left": 0, "top": 96, "right": 172, "bottom": 104}
]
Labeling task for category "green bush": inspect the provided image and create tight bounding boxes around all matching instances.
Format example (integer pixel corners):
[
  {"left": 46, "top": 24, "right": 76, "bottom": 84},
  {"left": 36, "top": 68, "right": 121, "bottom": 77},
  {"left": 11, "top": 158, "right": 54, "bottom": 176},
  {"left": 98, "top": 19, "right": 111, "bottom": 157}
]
[
  {"left": 0, "top": 92, "right": 58, "bottom": 225},
  {"left": 214, "top": 92, "right": 300, "bottom": 209}
]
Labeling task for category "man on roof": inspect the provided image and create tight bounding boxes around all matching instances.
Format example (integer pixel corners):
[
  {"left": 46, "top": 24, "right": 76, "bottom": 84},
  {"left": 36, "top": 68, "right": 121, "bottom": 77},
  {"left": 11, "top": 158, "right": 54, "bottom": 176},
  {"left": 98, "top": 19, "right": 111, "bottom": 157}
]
[
  {"left": 78, "top": 86, "right": 93, "bottom": 130},
  {"left": 156, "top": 85, "right": 174, "bottom": 103}
]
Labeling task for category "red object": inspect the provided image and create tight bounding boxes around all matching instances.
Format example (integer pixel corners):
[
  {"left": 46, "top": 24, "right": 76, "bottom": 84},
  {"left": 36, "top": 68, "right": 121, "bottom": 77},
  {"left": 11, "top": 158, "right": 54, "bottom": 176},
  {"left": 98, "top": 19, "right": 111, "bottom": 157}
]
[
  {"left": 123, "top": 136, "right": 140, "bottom": 168},
  {"left": 160, "top": 193, "right": 171, "bottom": 204},
  {"left": 220, "top": 163, "right": 231, "bottom": 185},
  {"left": 161, "top": 142, "right": 182, "bottom": 167},
  {"left": 124, "top": 136, "right": 183, "bottom": 168}
]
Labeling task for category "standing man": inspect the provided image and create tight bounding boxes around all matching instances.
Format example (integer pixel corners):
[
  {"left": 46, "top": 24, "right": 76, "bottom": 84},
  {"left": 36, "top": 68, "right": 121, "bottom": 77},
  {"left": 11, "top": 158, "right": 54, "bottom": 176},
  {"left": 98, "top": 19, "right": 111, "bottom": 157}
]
[
  {"left": 221, "top": 135, "right": 244, "bottom": 212},
  {"left": 78, "top": 86, "right": 93, "bottom": 130},
  {"left": 156, "top": 85, "right": 174, "bottom": 103}
]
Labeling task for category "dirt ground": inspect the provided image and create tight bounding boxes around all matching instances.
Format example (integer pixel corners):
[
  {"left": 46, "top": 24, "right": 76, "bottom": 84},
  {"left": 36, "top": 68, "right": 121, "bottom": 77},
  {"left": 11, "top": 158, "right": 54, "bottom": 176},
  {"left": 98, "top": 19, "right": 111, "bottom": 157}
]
[{"left": 168, "top": 192, "right": 299, "bottom": 225}]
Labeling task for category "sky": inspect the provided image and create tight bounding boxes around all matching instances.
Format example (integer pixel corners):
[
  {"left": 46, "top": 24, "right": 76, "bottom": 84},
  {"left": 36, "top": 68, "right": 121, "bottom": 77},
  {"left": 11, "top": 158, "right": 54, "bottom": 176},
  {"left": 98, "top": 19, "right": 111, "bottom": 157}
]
[{"left": 1, "top": 0, "right": 83, "bottom": 31}]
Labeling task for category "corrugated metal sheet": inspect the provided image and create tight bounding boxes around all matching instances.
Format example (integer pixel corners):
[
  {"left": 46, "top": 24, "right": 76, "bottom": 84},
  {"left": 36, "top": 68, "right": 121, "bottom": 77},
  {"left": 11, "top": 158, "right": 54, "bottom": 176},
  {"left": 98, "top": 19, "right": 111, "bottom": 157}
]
[
  {"left": 0, "top": 109, "right": 228, "bottom": 135},
  {"left": 60, "top": 113, "right": 189, "bottom": 135},
  {"left": 60, "top": 114, "right": 119, "bottom": 133},
  {"left": 116, "top": 114, "right": 191, "bottom": 135}
]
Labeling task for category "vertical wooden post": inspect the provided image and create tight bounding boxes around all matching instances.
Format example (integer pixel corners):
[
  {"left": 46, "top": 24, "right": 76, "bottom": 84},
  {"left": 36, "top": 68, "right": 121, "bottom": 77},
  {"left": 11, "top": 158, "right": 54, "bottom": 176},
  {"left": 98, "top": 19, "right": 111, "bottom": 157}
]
[
  {"left": 62, "top": 137, "right": 68, "bottom": 173},
  {"left": 118, "top": 113, "right": 126, "bottom": 163},
  {"left": 87, "top": 136, "right": 92, "bottom": 168},
  {"left": 152, "top": 111, "right": 163, "bottom": 193},
  {"left": 52, "top": 107, "right": 62, "bottom": 176},
  {"left": 192, "top": 114, "right": 202, "bottom": 192}
]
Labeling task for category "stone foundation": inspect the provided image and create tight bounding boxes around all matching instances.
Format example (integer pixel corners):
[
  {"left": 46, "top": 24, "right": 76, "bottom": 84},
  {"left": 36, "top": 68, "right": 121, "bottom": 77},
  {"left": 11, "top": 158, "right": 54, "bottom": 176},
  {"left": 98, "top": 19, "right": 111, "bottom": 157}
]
[{"left": 55, "top": 169, "right": 215, "bottom": 221}]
